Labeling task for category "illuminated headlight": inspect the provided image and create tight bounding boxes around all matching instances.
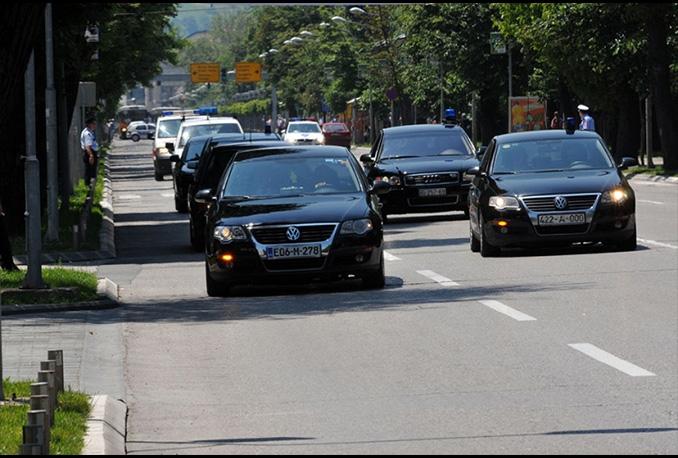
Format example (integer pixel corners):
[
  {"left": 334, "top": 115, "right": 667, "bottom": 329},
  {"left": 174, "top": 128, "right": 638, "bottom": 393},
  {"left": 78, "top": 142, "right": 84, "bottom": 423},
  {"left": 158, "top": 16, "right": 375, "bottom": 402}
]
[
  {"left": 317, "top": 136, "right": 325, "bottom": 145},
  {"left": 463, "top": 173, "right": 474, "bottom": 183},
  {"left": 375, "top": 176, "right": 401, "bottom": 187},
  {"left": 489, "top": 196, "right": 521, "bottom": 211},
  {"left": 601, "top": 188, "right": 628, "bottom": 204},
  {"left": 341, "top": 219, "right": 374, "bottom": 235},
  {"left": 213, "top": 225, "right": 247, "bottom": 243}
]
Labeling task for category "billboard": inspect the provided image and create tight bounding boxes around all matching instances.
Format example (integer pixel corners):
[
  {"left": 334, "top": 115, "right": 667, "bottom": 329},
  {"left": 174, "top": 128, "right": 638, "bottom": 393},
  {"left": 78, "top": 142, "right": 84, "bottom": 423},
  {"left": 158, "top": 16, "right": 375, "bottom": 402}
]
[{"left": 510, "top": 96, "right": 547, "bottom": 132}]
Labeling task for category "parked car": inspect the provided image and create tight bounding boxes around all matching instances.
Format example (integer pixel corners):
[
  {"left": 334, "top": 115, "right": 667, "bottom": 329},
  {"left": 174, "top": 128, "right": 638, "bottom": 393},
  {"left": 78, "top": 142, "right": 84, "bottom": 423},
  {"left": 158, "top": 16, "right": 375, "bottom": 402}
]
[
  {"left": 468, "top": 129, "right": 638, "bottom": 257},
  {"left": 186, "top": 138, "right": 286, "bottom": 250},
  {"left": 126, "top": 121, "right": 155, "bottom": 142},
  {"left": 153, "top": 114, "right": 207, "bottom": 182},
  {"left": 322, "top": 122, "right": 352, "bottom": 148},
  {"left": 360, "top": 124, "right": 479, "bottom": 221},
  {"left": 283, "top": 121, "right": 324, "bottom": 145},
  {"left": 199, "top": 146, "right": 391, "bottom": 296}
]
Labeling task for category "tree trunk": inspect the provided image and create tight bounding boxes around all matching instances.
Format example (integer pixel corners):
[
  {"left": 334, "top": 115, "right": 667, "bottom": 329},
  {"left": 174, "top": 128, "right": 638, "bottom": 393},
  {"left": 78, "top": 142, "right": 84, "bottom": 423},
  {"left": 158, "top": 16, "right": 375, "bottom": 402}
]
[
  {"left": 614, "top": 86, "right": 641, "bottom": 161},
  {"left": 478, "top": 95, "right": 500, "bottom": 145}
]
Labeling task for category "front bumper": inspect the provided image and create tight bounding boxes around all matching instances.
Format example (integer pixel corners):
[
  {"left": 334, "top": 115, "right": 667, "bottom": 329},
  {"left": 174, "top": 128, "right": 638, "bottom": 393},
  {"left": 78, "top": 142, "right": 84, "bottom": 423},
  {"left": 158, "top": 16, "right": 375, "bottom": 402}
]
[
  {"left": 482, "top": 201, "right": 635, "bottom": 248},
  {"left": 381, "top": 183, "right": 471, "bottom": 214}
]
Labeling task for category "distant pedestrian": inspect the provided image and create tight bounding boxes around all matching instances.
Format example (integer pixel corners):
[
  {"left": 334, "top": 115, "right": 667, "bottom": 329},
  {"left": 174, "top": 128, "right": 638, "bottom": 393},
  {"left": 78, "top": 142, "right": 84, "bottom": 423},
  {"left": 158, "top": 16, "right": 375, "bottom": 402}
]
[
  {"left": 577, "top": 104, "right": 596, "bottom": 131},
  {"left": 550, "top": 111, "right": 561, "bottom": 129},
  {"left": 80, "top": 117, "right": 99, "bottom": 186},
  {"left": 0, "top": 197, "right": 19, "bottom": 271}
]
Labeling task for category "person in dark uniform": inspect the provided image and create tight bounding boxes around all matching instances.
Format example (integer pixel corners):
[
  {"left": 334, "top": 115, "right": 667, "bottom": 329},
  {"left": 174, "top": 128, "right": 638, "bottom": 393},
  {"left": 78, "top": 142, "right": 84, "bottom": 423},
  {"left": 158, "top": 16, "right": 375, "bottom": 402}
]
[{"left": 0, "top": 197, "right": 19, "bottom": 271}]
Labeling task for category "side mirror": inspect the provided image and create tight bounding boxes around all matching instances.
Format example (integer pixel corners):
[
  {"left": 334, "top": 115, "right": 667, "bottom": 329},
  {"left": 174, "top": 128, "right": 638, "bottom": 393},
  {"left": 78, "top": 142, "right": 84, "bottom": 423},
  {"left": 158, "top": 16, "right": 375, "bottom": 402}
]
[
  {"left": 165, "top": 142, "right": 175, "bottom": 153},
  {"left": 618, "top": 157, "right": 638, "bottom": 170},
  {"left": 476, "top": 146, "right": 487, "bottom": 159},
  {"left": 360, "top": 154, "right": 374, "bottom": 165},
  {"left": 466, "top": 166, "right": 481, "bottom": 176},
  {"left": 370, "top": 180, "right": 391, "bottom": 196},
  {"left": 169, "top": 155, "right": 180, "bottom": 163},
  {"left": 194, "top": 189, "right": 213, "bottom": 204}
]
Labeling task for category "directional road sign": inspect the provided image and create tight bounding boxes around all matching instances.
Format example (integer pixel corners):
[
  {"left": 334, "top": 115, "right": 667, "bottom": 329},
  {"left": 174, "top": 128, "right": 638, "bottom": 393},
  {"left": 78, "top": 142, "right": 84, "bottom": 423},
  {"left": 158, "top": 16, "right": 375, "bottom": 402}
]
[
  {"left": 190, "top": 63, "right": 221, "bottom": 83},
  {"left": 235, "top": 62, "right": 262, "bottom": 84}
]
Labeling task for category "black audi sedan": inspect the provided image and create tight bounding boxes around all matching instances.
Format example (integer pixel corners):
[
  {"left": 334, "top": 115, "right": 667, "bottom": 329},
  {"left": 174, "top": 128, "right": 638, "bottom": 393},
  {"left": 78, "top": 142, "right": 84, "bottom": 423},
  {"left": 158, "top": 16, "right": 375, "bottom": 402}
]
[
  {"left": 170, "top": 132, "right": 280, "bottom": 213},
  {"left": 360, "top": 124, "right": 479, "bottom": 221},
  {"left": 187, "top": 140, "right": 286, "bottom": 251},
  {"left": 197, "top": 146, "right": 390, "bottom": 296},
  {"left": 468, "top": 130, "right": 638, "bottom": 257}
]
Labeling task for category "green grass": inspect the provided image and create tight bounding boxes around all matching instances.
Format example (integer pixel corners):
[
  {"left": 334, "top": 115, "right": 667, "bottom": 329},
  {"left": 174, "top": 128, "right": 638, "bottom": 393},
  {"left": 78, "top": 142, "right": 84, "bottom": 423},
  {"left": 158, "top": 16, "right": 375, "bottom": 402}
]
[
  {"left": 0, "top": 268, "right": 99, "bottom": 305},
  {"left": 627, "top": 165, "right": 678, "bottom": 177},
  {"left": 1, "top": 379, "right": 91, "bottom": 455}
]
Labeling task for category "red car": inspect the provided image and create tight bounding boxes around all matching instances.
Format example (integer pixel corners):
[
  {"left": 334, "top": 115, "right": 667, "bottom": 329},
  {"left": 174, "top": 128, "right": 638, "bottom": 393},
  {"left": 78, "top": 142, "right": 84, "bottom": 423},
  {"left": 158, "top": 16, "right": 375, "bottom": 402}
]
[{"left": 322, "top": 122, "right": 352, "bottom": 148}]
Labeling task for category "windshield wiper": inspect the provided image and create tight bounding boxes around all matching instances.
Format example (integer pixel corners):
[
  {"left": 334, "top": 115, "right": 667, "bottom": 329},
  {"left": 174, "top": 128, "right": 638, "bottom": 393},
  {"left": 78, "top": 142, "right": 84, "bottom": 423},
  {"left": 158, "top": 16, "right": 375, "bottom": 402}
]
[
  {"left": 382, "top": 155, "right": 420, "bottom": 160},
  {"left": 533, "top": 169, "right": 565, "bottom": 173},
  {"left": 493, "top": 171, "right": 517, "bottom": 175}
]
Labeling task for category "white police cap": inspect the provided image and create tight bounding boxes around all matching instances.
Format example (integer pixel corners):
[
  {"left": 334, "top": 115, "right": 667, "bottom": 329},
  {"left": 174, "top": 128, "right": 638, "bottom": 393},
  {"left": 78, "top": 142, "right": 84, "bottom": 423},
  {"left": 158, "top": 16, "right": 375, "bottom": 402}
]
[{"left": 577, "top": 104, "right": 590, "bottom": 111}]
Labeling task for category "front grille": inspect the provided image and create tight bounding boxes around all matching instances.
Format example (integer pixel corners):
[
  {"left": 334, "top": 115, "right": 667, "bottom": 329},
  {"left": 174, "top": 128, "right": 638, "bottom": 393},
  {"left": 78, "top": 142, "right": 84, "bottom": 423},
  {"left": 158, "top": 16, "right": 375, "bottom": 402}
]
[
  {"left": 535, "top": 224, "right": 589, "bottom": 235},
  {"left": 251, "top": 225, "right": 336, "bottom": 244},
  {"left": 405, "top": 172, "right": 460, "bottom": 186},
  {"left": 523, "top": 194, "right": 598, "bottom": 212},
  {"left": 264, "top": 258, "right": 326, "bottom": 271}
]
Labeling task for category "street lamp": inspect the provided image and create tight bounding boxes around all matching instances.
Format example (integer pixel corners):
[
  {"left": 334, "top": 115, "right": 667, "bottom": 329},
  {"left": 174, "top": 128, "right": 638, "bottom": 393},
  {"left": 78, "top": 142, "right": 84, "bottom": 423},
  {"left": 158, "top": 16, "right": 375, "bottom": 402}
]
[
  {"left": 319, "top": 21, "right": 330, "bottom": 28},
  {"left": 268, "top": 48, "right": 279, "bottom": 54},
  {"left": 289, "top": 36, "right": 304, "bottom": 45},
  {"left": 331, "top": 16, "right": 350, "bottom": 24},
  {"left": 300, "top": 30, "right": 314, "bottom": 38}
]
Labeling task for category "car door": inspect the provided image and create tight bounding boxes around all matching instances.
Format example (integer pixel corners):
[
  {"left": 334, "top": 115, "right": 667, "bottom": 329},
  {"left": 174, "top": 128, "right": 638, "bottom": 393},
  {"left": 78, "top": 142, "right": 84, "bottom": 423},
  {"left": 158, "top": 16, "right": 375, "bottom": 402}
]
[
  {"left": 363, "top": 132, "right": 383, "bottom": 181},
  {"left": 469, "top": 139, "right": 495, "bottom": 233}
]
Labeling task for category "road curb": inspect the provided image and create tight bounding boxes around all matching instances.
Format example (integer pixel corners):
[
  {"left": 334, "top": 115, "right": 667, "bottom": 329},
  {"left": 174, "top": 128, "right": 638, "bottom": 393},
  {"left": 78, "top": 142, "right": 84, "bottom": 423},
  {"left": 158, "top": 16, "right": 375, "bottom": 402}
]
[
  {"left": 83, "top": 395, "right": 128, "bottom": 455},
  {"left": 627, "top": 173, "right": 678, "bottom": 184}
]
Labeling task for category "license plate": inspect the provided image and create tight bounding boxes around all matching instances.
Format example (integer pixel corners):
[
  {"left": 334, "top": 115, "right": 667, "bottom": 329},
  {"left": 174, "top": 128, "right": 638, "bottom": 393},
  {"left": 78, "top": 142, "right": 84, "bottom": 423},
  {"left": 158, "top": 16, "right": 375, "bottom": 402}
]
[
  {"left": 419, "top": 188, "right": 446, "bottom": 197},
  {"left": 266, "top": 244, "right": 322, "bottom": 259},
  {"left": 538, "top": 213, "right": 586, "bottom": 226}
]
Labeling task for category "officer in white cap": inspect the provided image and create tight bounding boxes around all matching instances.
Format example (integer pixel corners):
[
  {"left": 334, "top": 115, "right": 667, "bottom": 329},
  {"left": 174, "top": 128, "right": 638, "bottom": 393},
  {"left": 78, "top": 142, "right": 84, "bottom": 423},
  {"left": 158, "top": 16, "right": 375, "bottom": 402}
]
[{"left": 577, "top": 104, "right": 596, "bottom": 131}]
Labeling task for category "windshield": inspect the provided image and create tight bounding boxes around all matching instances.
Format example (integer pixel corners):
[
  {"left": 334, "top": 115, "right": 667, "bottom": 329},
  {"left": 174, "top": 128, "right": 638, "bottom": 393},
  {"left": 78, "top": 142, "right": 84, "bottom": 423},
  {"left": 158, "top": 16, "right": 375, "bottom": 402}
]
[
  {"left": 288, "top": 123, "right": 321, "bottom": 134},
  {"left": 323, "top": 124, "right": 349, "bottom": 133},
  {"left": 381, "top": 131, "right": 473, "bottom": 159},
  {"left": 157, "top": 119, "right": 181, "bottom": 138},
  {"left": 180, "top": 123, "right": 243, "bottom": 147},
  {"left": 223, "top": 156, "right": 361, "bottom": 198},
  {"left": 492, "top": 138, "right": 614, "bottom": 174}
]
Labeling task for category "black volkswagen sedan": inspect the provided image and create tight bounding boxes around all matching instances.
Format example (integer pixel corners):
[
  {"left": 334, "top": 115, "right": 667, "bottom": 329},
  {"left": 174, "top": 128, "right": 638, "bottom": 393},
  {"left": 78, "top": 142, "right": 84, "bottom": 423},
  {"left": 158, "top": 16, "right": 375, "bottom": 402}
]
[
  {"left": 360, "top": 124, "right": 479, "bottom": 221},
  {"left": 468, "top": 130, "right": 638, "bottom": 257},
  {"left": 199, "top": 146, "right": 390, "bottom": 296}
]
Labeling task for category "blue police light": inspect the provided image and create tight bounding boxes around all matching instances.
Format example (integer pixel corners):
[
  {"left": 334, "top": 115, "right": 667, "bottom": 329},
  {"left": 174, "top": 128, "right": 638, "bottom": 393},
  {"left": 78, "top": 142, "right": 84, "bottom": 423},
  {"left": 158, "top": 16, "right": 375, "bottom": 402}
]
[
  {"left": 443, "top": 108, "right": 458, "bottom": 126},
  {"left": 194, "top": 106, "right": 218, "bottom": 116},
  {"left": 161, "top": 111, "right": 174, "bottom": 116},
  {"left": 565, "top": 116, "right": 577, "bottom": 134}
]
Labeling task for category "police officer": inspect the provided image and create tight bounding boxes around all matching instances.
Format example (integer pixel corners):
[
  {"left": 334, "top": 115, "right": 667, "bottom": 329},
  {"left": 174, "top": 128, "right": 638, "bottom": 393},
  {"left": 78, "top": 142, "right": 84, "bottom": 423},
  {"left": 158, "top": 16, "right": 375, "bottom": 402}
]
[
  {"left": 0, "top": 197, "right": 19, "bottom": 271},
  {"left": 577, "top": 104, "right": 596, "bottom": 131},
  {"left": 80, "top": 117, "right": 99, "bottom": 185}
]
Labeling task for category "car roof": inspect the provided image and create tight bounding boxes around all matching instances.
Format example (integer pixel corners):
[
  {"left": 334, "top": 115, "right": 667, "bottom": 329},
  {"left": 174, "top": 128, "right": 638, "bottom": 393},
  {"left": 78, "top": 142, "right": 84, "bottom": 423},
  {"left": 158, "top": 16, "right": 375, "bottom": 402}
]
[
  {"left": 212, "top": 140, "right": 286, "bottom": 152},
  {"left": 233, "top": 145, "right": 350, "bottom": 162},
  {"left": 383, "top": 124, "right": 467, "bottom": 136},
  {"left": 213, "top": 132, "right": 281, "bottom": 143},
  {"left": 181, "top": 117, "right": 240, "bottom": 127},
  {"left": 494, "top": 129, "right": 602, "bottom": 143},
  {"left": 288, "top": 120, "right": 320, "bottom": 124},
  {"left": 158, "top": 115, "right": 206, "bottom": 121}
]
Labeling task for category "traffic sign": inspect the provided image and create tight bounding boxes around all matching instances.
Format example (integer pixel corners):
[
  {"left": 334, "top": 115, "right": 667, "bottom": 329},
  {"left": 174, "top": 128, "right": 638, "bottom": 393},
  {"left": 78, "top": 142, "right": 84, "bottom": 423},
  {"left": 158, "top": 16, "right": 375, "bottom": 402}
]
[
  {"left": 235, "top": 62, "right": 262, "bottom": 84},
  {"left": 190, "top": 63, "right": 221, "bottom": 83},
  {"left": 490, "top": 32, "right": 507, "bottom": 55}
]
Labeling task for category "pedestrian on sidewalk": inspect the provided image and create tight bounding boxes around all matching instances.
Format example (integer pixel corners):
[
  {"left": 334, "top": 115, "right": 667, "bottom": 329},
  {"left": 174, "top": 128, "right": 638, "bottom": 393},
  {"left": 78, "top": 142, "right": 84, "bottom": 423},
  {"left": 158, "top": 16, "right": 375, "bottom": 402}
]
[
  {"left": 550, "top": 111, "right": 561, "bottom": 129},
  {"left": 0, "top": 197, "right": 19, "bottom": 272},
  {"left": 577, "top": 104, "right": 596, "bottom": 131},
  {"left": 80, "top": 117, "right": 99, "bottom": 186}
]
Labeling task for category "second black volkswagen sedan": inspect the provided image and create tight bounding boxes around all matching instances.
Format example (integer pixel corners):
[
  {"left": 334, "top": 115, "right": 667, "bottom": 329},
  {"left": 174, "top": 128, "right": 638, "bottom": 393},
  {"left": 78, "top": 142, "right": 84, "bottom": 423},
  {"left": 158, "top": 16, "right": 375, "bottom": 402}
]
[
  {"left": 468, "top": 130, "right": 638, "bottom": 257},
  {"left": 198, "top": 146, "right": 390, "bottom": 296},
  {"left": 361, "top": 124, "right": 479, "bottom": 221}
]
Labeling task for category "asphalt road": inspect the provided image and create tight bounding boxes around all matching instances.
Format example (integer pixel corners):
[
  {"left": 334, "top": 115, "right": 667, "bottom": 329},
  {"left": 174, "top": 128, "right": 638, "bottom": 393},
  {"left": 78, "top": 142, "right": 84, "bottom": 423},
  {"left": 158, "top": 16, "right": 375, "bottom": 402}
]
[{"left": 98, "top": 138, "right": 678, "bottom": 454}]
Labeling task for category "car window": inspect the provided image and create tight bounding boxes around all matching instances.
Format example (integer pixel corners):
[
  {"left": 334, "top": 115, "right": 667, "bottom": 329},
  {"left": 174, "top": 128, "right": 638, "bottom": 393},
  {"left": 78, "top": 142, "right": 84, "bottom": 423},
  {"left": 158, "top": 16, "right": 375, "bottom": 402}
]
[
  {"left": 381, "top": 130, "right": 473, "bottom": 159},
  {"left": 224, "top": 156, "right": 361, "bottom": 198},
  {"left": 181, "top": 138, "right": 209, "bottom": 162},
  {"left": 157, "top": 119, "right": 182, "bottom": 138},
  {"left": 288, "top": 123, "right": 321, "bottom": 134},
  {"left": 492, "top": 138, "right": 614, "bottom": 174},
  {"left": 480, "top": 140, "right": 495, "bottom": 172},
  {"left": 180, "top": 123, "right": 242, "bottom": 147},
  {"left": 323, "top": 124, "right": 349, "bottom": 133}
]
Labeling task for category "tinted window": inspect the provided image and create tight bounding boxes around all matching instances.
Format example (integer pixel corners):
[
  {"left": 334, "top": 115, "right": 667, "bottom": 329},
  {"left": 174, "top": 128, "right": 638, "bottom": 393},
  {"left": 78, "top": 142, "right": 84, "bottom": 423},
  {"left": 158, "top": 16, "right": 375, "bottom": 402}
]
[
  {"left": 288, "top": 123, "right": 321, "bottom": 133},
  {"left": 157, "top": 119, "right": 181, "bottom": 138},
  {"left": 492, "top": 138, "right": 614, "bottom": 174},
  {"left": 182, "top": 138, "right": 208, "bottom": 162},
  {"left": 381, "top": 131, "right": 473, "bottom": 159},
  {"left": 180, "top": 123, "right": 242, "bottom": 147},
  {"left": 323, "top": 123, "right": 349, "bottom": 133},
  {"left": 224, "top": 156, "right": 361, "bottom": 197}
]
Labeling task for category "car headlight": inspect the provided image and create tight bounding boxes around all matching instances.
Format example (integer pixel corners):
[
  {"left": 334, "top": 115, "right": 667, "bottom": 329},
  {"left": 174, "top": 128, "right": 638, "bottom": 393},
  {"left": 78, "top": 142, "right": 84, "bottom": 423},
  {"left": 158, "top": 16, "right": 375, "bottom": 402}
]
[
  {"left": 601, "top": 188, "right": 628, "bottom": 204},
  {"left": 489, "top": 196, "right": 521, "bottom": 211},
  {"left": 463, "top": 173, "right": 474, "bottom": 183},
  {"left": 340, "top": 219, "right": 374, "bottom": 235},
  {"left": 375, "top": 176, "right": 401, "bottom": 187},
  {"left": 213, "top": 225, "right": 247, "bottom": 243}
]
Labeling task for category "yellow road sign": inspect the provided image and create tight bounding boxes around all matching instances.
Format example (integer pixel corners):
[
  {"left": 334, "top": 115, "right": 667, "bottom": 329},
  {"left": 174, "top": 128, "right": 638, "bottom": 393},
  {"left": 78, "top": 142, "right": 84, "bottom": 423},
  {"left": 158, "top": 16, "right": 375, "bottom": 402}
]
[
  {"left": 236, "top": 62, "right": 262, "bottom": 84},
  {"left": 190, "top": 63, "right": 221, "bottom": 83}
]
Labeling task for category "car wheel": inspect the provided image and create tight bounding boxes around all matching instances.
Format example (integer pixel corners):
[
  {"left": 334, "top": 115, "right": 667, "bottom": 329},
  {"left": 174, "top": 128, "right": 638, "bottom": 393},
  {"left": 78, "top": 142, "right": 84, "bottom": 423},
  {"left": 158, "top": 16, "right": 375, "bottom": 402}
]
[
  {"left": 616, "top": 227, "right": 637, "bottom": 252},
  {"left": 463, "top": 207, "right": 470, "bottom": 220},
  {"left": 205, "top": 263, "right": 231, "bottom": 297},
  {"left": 175, "top": 196, "right": 188, "bottom": 213},
  {"left": 154, "top": 172, "right": 163, "bottom": 181},
  {"left": 381, "top": 211, "right": 389, "bottom": 225},
  {"left": 362, "top": 253, "right": 385, "bottom": 289},
  {"left": 131, "top": 134, "right": 140, "bottom": 142},
  {"left": 479, "top": 216, "right": 500, "bottom": 257},
  {"left": 190, "top": 219, "right": 204, "bottom": 252}
]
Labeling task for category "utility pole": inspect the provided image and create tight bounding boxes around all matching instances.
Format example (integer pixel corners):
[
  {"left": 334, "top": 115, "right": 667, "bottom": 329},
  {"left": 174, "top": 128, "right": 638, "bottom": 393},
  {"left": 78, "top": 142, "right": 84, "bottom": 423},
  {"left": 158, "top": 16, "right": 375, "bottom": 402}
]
[
  {"left": 439, "top": 59, "right": 444, "bottom": 122},
  {"left": 271, "top": 83, "right": 277, "bottom": 130},
  {"left": 646, "top": 95, "right": 654, "bottom": 168},
  {"left": 507, "top": 42, "right": 513, "bottom": 133},
  {"left": 22, "top": 51, "right": 46, "bottom": 290},
  {"left": 45, "top": 3, "right": 59, "bottom": 242}
]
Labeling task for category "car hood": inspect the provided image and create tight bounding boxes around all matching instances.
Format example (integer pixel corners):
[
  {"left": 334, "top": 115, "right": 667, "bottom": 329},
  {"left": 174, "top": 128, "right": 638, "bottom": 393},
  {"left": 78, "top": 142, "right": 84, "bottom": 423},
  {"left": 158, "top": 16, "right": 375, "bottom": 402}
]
[
  {"left": 286, "top": 132, "right": 323, "bottom": 140},
  {"left": 377, "top": 156, "right": 478, "bottom": 175},
  {"left": 216, "top": 194, "right": 369, "bottom": 226},
  {"left": 491, "top": 169, "right": 624, "bottom": 197}
]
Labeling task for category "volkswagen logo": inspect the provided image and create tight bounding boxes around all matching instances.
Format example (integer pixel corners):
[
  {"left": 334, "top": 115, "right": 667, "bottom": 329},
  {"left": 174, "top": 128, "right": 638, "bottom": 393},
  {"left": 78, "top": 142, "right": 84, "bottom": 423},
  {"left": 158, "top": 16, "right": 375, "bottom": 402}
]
[
  {"left": 554, "top": 196, "right": 568, "bottom": 210},
  {"left": 286, "top": 226, "right": 301, "bottom": 242}
]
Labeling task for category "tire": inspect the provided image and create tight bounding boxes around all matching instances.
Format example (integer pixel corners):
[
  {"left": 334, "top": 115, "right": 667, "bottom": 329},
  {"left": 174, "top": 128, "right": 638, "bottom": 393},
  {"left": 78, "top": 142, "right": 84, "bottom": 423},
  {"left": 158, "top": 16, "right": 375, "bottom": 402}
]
[
  {"left": 463, "top": 207, "right": 470, "bottom": 220},
  {"left": 206, "top": 263, "right": 231, "bottom": 297},
  {"left": 131, "top": 134, "right": 140, "bottom": 142},
  {"left": 470, "top": 228, "right": 480, "bottom": 253},
  {"left": 616, "top": 228, "right": 637, "bottom": 252},
  {"left": 175, "top": 196, "right": 188, "bottom": 213},
  {"left": 362, "top": 253, "right": 385, "bottom": 289},
  {"left": 381, "top": 211, "right": 389, "bottom": 225},
  {"left": 479, "top": 217, "right": 500, "bottom": 257},
  {"left": 190, "top": 219, "right": 204, "bottom": 252}
]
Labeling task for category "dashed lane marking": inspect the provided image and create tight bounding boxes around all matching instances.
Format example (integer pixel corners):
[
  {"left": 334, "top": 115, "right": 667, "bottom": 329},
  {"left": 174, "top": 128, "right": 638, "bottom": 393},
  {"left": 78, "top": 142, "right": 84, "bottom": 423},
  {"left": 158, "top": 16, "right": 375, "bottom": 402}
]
[
  {"left": 569, "top": 343, "right": 656, "bottom": 377},
  {"left": 416, "top": 270, "right": 459, "bottom": 287},
  {"left": 478, "top": 300, "right": 537, "bottom": 322}
]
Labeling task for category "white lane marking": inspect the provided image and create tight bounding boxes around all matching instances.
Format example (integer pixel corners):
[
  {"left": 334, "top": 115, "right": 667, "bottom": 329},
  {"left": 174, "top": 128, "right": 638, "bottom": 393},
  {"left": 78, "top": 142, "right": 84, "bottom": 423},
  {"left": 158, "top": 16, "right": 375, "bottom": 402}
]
[
  {"left": 116, "top": 194, "right": 141, "bottom": 200},
  {"left": 383, "top": 251, "right": 401, "bottom": 262},
  {"left": 637, "top": 238, "right": 678, "bottom": 250},
  {"left": 637, "top": 199, "right": 665, "bottom": 205},
  {"left": 478, "top": 300, "right": 537, "bottom": 322},
  {"left": 417, "top": 270, "right": 459, "bottom": 287},
  {"left": 161, "top": 193, "right": 175, "bottom": 198},
  {"left": 568, "top": 343, "right": 656, "bottom": 377}
]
